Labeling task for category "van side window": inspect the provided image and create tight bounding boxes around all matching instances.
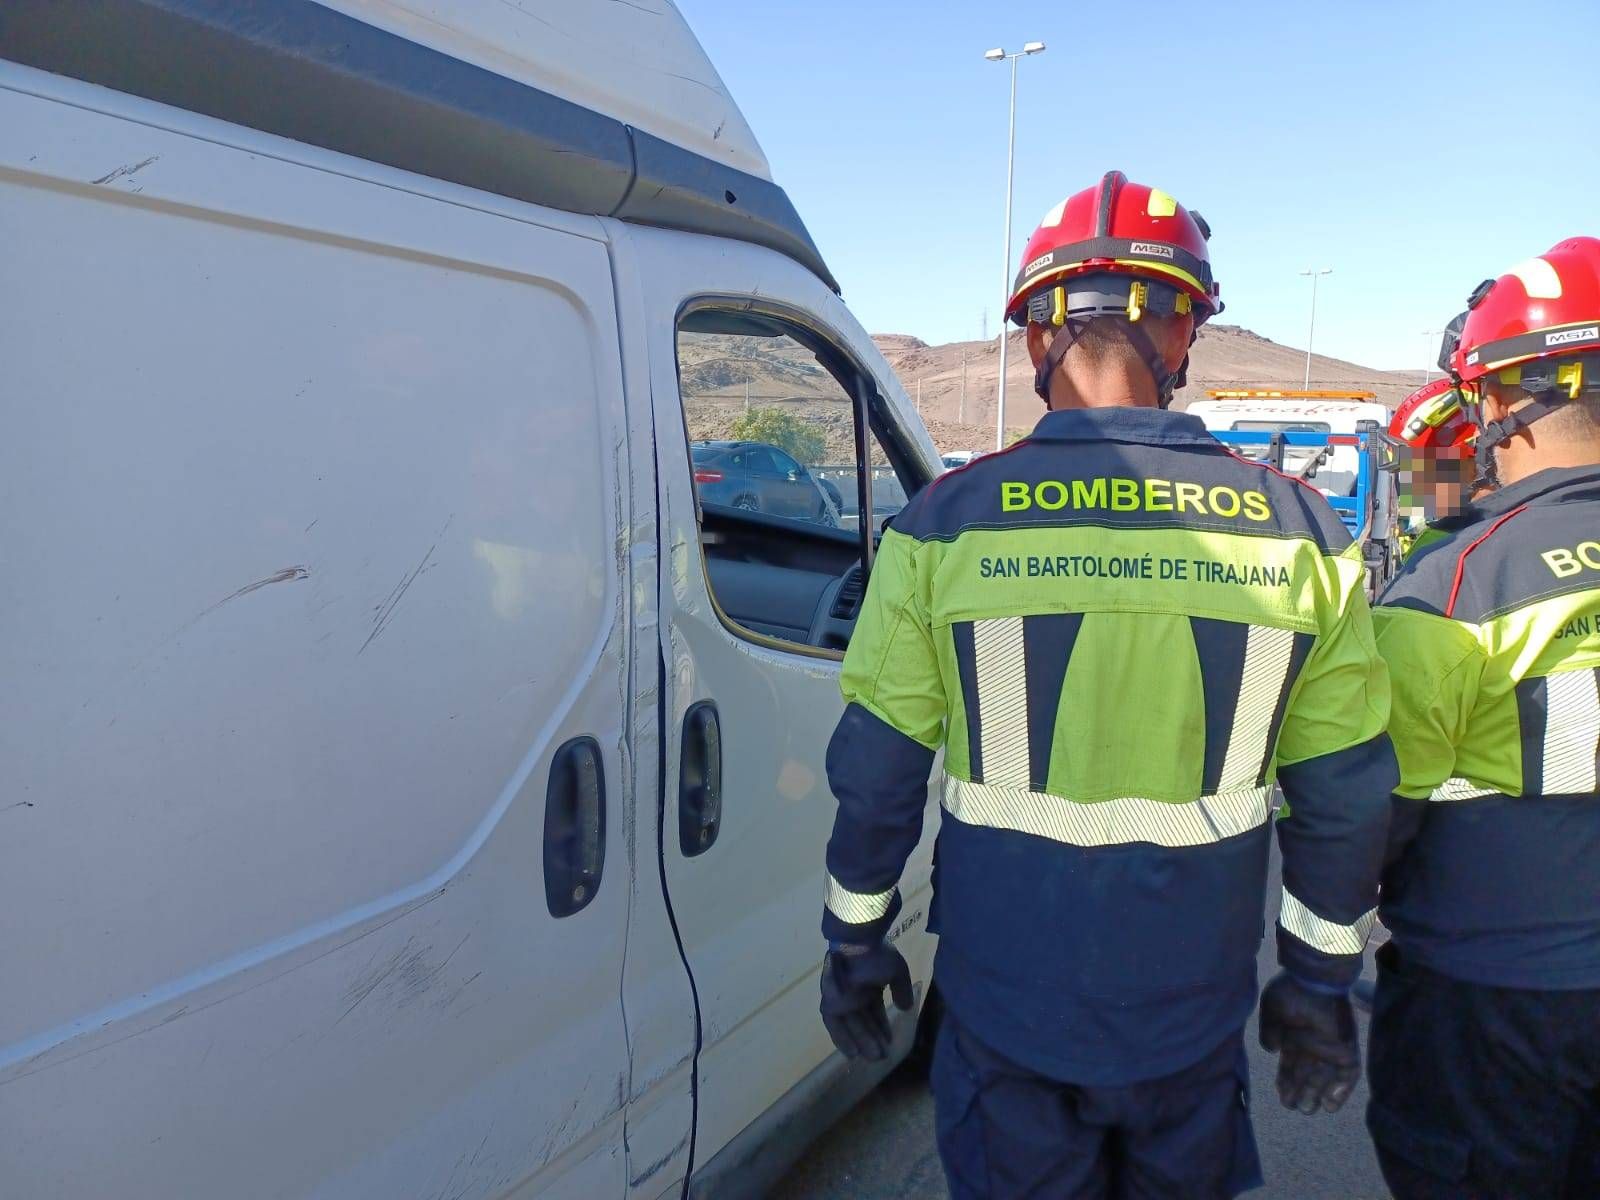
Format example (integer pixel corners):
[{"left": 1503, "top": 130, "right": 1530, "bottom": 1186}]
[{"left": 676, "top": 309, "right": 916, "bottom": 655}]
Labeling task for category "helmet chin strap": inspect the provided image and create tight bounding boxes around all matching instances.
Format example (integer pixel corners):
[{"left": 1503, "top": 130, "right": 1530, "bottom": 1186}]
[
  {"left": 1032, "top": 315, "right": 1090, "bottom": 404},
  {"left": 1466, "top": 393, "right": 1568, "bottom": 492},
  {"left": 1033, "top": 316, "right": 1186, "bottom": 409}
]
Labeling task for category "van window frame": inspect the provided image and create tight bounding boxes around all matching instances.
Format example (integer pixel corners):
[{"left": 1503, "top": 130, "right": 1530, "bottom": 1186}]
[{"left": 672, "top": 295, "right": 926, "bottom": 661}]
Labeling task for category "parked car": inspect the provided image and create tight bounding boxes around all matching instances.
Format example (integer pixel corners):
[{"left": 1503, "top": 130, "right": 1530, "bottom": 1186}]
[
  {"left": 941, "top": 449, "right": 978, "bottom": 470},
  {"left": 691, "top": 440, "right": 841, "bottom": 525},
  {"left": 0, "top": 3, "right": 943, "bottom": 1199}
]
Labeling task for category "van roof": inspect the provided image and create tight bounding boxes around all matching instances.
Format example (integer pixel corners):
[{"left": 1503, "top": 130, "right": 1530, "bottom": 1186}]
[
  {"left": 1, "top": 0, "right": 837, "bottom": 290},
  {"left": 317, "top": 1, "right": 771, "bottom": 181}
]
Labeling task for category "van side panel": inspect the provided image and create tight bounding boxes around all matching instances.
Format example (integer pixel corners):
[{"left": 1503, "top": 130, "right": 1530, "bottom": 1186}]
[{"left": 0, "top": 68, "right": 633, "bottom": 1199}]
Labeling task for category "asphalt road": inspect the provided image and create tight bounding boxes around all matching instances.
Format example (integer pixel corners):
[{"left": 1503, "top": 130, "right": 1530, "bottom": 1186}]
[{"left": 773, "top": 846, "right": 1391, "bottom": 1199}]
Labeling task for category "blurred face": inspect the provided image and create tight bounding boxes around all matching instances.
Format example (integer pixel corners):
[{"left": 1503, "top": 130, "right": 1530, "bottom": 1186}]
[{"left": 1397, "top": 444, "right": 1473, "bottom": 525}]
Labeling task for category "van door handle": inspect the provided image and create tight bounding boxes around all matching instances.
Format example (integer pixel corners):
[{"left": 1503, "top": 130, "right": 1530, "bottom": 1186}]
[
  {"left": 543, "top": 737, "right": 606, "bottom": 918},
  {"left": 679, "top": 701, "right": 722, "bottom": 857}
]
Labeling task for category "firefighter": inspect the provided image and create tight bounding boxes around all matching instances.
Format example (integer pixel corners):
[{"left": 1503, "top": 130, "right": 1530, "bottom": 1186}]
[
  {"left": 1369, "top": 236, "right": 1600, "bottom": 1198},
  {"left": 817, "top": 171, "right": 1397, "bottom": 1198},
  {"left": 1388, "top": 376, "right": 1478, "bottom": 558}
]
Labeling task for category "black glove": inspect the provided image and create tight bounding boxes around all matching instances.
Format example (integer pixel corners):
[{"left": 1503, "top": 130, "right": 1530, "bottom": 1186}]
[
  {"left": 1258, "top": 971, "right": 1361, "bottom": 1114},
  {"left": 820, "top": 941, "right": 914, "bottom": 1061}
]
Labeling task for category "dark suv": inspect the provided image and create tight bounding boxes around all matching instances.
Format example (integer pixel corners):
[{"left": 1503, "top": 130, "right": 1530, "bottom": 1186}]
[{"left": 690, "top": 441, "right": 840, "bottom": 526}]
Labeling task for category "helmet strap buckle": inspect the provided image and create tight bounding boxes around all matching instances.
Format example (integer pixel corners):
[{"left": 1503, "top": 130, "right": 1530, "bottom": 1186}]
[{"left": 1126, "top": 282, "right": 1148, "bottom": 323}]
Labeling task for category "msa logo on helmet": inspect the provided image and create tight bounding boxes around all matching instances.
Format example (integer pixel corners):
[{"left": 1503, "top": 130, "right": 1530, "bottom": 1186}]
[
  {"left": 1546, "top": 326, "right": 1600, "bottom": 348},
  {"left": 1129, "top": 241, "right": 1175, "bottom": 259},
  {"left": 1023, "top": 252, "right": 1055, "bottom": 277}
]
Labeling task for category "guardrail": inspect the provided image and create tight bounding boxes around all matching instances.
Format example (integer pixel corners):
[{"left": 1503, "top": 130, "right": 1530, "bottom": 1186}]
[{"left": 811, "top": 465, "right": 907, "bottom": 516}]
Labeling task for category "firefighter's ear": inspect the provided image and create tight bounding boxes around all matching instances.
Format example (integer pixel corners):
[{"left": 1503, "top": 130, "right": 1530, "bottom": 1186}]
[
  {"left": 1479, "top": 378, "right": 1518, "bottom": 425},
  {"left": 1158, "top": 312, "right": 1196, "bottom": 373},
  {"left": 1026, "top": 322, "right": 1052, "bottom": 367}
]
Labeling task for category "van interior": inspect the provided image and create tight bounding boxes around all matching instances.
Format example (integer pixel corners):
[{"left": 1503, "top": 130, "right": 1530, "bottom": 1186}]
[{"left": 678, "top": 308, "right": 923, "bottom": 653}]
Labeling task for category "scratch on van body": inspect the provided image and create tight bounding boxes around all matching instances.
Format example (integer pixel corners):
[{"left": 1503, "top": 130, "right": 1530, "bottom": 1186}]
[
  {"left": 630, "top": 1131, "right": 692, "bottom": 1187},
  {"left": 360, "top": 517, "right": 453, "bottom": 655},
  {"left": 335, "top": 941, "right": 410, "bottom": 1027},
  {"left": 656, "top": 70, "right": 722, "bottom": 97},
  {"left": 335, "top": 932, "right": 472, "bottom": 1027},
  {"left": 493, "top": 0, "right": 563, "bottom": 37},
  {"left": 223, "top": 568, "right": 309, "bottom": 603},
  {"left": 430, "top": 1128, "right": 497, "bottom": 1200},
  {"left": 533, "top": 1091, "right": 589, "bottom": 1170},
  {"left": 179, "top": 568, "right": 310, "bottom": 634},
  {"left": 444, "top": 971, "right": 483, "bottom": 1012},
  {"left": 91, "top": 155, "right": 158, "bottom": 185}
]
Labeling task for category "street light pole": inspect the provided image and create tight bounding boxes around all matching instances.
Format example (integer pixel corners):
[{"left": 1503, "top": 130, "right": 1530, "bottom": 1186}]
[
  {"left": 987, "top": 41, "right": 1045, "bottom": 450},
  {"left": 1299, "top": 267, "right": 1332, "bottom": 388},
  {"left": 1420, "top": 329, "right": 1445, "bottom": 384}
]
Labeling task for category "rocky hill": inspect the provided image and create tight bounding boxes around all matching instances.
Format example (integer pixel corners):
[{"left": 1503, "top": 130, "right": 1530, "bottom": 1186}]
[
  {"left": 675, "top": 324, "right": 1415, "bottom": 458},
  {"left": 876, "top": 325, "right": 1417, "bottom": 451}
]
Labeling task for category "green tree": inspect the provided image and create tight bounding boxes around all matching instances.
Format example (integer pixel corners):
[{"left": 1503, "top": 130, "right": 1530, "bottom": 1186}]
[{"left": 728, "top": 407, "right": 826, "bottom": 465}]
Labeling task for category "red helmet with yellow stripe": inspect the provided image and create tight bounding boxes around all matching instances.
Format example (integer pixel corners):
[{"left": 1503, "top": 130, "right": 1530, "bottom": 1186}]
[
  {"left": 1389, "top": 377, "right": 1476, "bottom": 454},
  {"left": 1007, "top": 172, "right": 1221, "bottom": 326},
  {"left": 1447, "top": 236, "right": 1600, "bottom": 487},
  {"left": 1007, "top": 171, "right": 1221, "bottom": 406},
  {"left": 1452, "top": 237, "right": 1600, "bottom": 385}
]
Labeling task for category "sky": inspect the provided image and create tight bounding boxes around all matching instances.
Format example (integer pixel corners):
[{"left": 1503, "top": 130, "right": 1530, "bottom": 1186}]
[{"left": 681, "top": 0, "right": 1599, "bottom": 372}]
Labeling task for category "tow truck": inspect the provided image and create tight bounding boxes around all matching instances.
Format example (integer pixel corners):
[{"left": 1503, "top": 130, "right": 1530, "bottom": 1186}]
[{"left": 1187, "top": 390, "right": 1401, "bottom": 596}]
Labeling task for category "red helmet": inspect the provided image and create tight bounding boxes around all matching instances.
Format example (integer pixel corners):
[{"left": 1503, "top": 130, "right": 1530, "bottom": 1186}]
[
  {"left": 1446, "top": 236, "right": 1600, "bottom": 488},
  {"left": 1007, "top": 171, "right": 1221, "bottom": 406},
  {"left": 1004, "top": 170, "right": 1216, "bottom": 329},
  {"left": 1453, "top": 237, "right": 1600, "bottom": 385},
  {"left": 1389, "top": 377, "right": 1476, "bottom": 453}
]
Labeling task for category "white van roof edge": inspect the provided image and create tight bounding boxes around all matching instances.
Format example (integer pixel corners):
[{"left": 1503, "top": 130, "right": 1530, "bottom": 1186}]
[{"left": 0, "top": 0, "right": 840, "bottom": 292}]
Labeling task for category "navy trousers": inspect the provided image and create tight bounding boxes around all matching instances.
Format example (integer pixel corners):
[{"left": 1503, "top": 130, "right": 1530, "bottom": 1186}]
[
  {"left": 932, "top": 1013, "right": 1262, "bottom": 1199},
  {"left": 1367, "top": 942, "right": 1600, "bottom": 1199}
]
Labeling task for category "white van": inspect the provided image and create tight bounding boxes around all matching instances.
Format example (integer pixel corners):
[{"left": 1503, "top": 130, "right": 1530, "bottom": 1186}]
[{"left": 0, "top": 4, "right": 942, "bottom": 1197}]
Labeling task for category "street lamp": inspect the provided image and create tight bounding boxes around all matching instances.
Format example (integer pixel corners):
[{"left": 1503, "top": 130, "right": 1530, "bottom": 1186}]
[
  {"left": 1420, "top": 329, "right": 1446, "bottom": 384},
  {"left": 1299, "top": 267, "right": 1332, "bottom": 388},
  {"left": 987, "top": 40, "right": 1046, "bottom": 450}
]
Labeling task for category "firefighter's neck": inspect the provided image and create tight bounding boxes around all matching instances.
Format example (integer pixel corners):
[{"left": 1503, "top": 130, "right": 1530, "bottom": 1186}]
[
  {"left": 1485, "top": 389, "right": 1600, "bottom": 485},
  {"left": 1493, "top": 427, "right": 1600, "bottom": 485},
  {"left": 1046, "top": 358, "right": 1161, "bottom": 411}
]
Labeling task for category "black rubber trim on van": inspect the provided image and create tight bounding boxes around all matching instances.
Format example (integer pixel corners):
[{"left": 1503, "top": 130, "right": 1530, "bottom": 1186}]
[
  {"left": 689, "top": 1006, "right": 917, "bottom": 1199},
  {"left": 0, "top": 0, "right": 840, "bottom": 293}
]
